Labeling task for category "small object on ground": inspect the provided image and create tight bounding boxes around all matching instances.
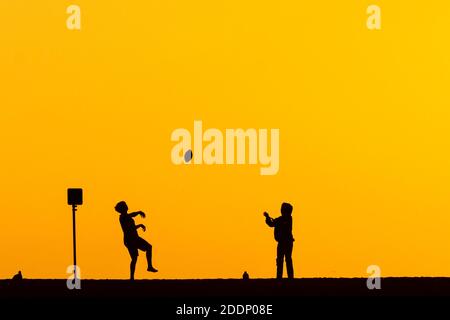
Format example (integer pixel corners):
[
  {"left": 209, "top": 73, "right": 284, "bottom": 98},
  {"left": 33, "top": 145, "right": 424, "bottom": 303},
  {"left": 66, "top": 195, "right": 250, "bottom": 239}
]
[{"left": 12, "top": 271, "right": 23, "bottom": 281}]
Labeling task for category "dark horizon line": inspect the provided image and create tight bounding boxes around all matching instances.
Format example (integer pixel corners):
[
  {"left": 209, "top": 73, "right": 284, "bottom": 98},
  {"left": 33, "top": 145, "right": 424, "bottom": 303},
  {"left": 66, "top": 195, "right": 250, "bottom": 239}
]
[{"left": 2, "top": 276, "right": 450, "bottom": 281}]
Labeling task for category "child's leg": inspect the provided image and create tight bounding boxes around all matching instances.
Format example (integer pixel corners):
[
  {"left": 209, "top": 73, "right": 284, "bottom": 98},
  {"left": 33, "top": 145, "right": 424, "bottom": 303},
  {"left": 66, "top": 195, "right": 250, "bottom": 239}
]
[
  {"left": 276, "top": 243, "right": 284, "bottom": 279},
  {"left": 127, "top": 247, "right": 139, "bottom": 280},
  {"left": 145, "top": 248, "right": 158, "bottom": 272},
  {"left": 285, "top": 242, "right": 294, "bottom": 279},
  {"left": 137, "top": 237, "right": 158, "bottom": 272},
  {"left": 130, "top": 255, "right": 138, "bottom": 280}
]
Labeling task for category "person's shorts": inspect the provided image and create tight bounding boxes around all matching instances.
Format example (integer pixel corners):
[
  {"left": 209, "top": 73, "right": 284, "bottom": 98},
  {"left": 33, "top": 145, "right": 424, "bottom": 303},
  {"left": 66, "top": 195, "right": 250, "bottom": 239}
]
[{"left": 125, "top": 237, "right": 151, "bottom": 257}]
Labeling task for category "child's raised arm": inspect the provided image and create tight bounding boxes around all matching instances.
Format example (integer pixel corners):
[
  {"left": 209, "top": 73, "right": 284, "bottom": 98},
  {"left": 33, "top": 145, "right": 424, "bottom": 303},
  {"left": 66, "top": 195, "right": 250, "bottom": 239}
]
[
  {"left": 136, "top": 224, "right": 146, "bottom": 232},
  {"left": 264, "top": 212, "right": 275, "bottom": 227},
  {"left": 129, "top": 211, "right": 146, "bottom": 218}
]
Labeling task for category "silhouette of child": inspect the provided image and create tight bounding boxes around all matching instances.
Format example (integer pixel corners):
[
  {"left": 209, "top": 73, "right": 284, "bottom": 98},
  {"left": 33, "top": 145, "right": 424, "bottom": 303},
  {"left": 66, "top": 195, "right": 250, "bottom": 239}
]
[
  {"left": 115, "top": 201, "right": 158, "bottom": 280},
  {"left": 264, "top": 202, "right": 294, "bottom": 279}
]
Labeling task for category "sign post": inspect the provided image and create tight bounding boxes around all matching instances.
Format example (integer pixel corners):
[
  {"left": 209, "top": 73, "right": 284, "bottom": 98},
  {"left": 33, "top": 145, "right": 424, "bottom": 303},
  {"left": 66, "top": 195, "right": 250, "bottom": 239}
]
[{"left": 67, "top": 188, "right": 83, "bottom": 282}]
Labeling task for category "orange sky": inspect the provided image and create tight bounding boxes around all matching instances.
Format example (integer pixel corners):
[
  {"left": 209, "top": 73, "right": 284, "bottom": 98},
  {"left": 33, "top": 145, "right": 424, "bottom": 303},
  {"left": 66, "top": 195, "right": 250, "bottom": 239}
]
[{"left": 0, "top": 1, "right": 450, "bottom": 280}]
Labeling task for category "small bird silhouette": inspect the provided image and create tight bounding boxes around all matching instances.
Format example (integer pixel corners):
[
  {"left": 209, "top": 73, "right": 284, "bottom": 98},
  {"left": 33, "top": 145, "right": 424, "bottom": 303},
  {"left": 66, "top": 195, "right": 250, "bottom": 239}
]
[
  {"left": 242, "top": 271, "right": 249, "bottom": 280},
  {"left": 12, "top": 271, "right": 22, "bottom": 281}
]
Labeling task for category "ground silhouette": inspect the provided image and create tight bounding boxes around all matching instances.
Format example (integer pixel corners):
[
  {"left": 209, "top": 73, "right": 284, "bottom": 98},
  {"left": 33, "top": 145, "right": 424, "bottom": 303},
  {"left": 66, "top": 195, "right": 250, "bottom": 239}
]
[{"left": 1, "top": 278, "right": 450, "bottom": 299}]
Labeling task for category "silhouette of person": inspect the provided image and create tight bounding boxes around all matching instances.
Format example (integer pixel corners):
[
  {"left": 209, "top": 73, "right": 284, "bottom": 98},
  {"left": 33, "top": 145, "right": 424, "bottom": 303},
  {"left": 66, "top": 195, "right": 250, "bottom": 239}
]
[
  {"left": 115, "top": 201, "right": 158, "bottom": 280},
  {"left": 264, "top": 202, "right": 294, "bottom": 279}
]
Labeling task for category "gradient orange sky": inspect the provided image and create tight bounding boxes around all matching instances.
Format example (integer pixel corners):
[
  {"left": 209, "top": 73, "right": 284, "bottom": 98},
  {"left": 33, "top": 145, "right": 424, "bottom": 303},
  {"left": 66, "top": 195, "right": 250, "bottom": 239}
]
[{"left": 1, "top": 1, "right": 450, "bottom": 279}]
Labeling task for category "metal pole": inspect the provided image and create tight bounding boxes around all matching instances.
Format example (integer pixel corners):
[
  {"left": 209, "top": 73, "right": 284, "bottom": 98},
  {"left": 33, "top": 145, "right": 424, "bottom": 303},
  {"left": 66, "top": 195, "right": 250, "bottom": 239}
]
[{"left": 72, "top": 204, "right": 77, "bottom": 281}]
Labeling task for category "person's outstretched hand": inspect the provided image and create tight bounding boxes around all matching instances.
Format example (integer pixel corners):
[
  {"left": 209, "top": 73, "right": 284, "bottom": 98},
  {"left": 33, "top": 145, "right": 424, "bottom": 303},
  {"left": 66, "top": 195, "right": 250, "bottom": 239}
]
[
  {"left": 139, "top": 211, "right": 146, "bottom": 218},
  {"left": 263, "top": 212, "right": 269, "bottom": 218},
  {"left": 140, "top": 224, "right": 146, "bottom": 232}
]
